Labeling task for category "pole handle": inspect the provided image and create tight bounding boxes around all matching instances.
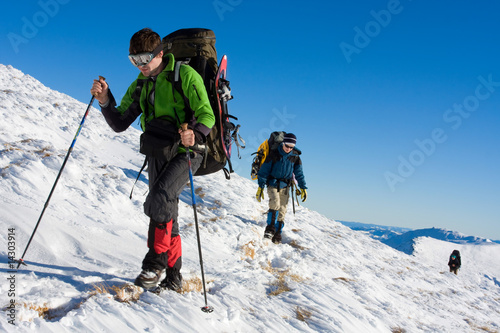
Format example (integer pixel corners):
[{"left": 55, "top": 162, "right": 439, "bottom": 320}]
[
  {"left": 92, "top": 76, "right": 106, "bottom": 97},
  {"left": 180, "top": 123, "right": 188, "bottom": 131}
]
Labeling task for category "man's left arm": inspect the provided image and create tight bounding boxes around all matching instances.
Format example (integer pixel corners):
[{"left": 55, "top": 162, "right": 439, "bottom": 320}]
[
  {"left": 183, "top": 67, "right": 215, "bottom": 141},
  {"left": 293, "top": 158, "right": 307, "bottom": 189}
]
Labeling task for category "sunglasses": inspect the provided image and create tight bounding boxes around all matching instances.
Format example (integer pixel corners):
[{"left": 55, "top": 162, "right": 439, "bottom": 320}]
[
  {"left": 128, "top": 43, "right": 163, "bottom": 67},
  {"left": 284, "top": 143, "right": 295, "bottom": 149}
]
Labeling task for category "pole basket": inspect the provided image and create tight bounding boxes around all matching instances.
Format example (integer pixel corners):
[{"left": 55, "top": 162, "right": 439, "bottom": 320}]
[{"left": 201, "top": 305, "right": 214, "bottom": 313}]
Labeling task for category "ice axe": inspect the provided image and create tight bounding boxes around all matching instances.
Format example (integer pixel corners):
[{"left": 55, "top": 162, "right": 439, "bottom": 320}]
[{"left": 290, "top": 176, "right": 300, "bottom": 215}]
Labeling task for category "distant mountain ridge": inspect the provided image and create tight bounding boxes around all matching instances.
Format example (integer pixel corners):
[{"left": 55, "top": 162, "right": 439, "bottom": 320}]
[{"left": 339, "top": 221, "right": 500, "bottom": 254}]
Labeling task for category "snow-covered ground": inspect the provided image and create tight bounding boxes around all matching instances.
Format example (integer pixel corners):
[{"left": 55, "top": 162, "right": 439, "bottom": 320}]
[{"left": 1, "top": 64, "right": 499, "bottom": 332}]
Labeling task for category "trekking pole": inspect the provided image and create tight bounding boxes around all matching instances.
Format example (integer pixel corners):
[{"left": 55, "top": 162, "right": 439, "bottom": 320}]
[
  {"left": 15, "top": 78, "right": 103, "bottom": 269},
  {"left": 294, "top": 183, "right": 301, "bottom": 207},
  {"left": 290, "top": 182, "right": 296, "bottom": 215},
  {"left": 292, "top": 175, "right": 300, "bottom": 208},
  {"left": 181, "top": 124, "right": 214, "bottom": 313}
]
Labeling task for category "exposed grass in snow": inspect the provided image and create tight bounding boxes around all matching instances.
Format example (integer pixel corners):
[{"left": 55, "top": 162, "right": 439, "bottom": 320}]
[{"left": 263, "top": 260, "right": 306, "bottom": 296}]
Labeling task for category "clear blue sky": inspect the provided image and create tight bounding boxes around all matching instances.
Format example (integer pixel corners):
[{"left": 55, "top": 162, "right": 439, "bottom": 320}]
[{"left": 2, "top": 0, "right": 499, "bottom": 240}]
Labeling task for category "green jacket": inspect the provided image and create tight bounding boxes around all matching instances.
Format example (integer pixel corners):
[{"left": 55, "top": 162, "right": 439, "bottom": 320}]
[{"left": 101, "top": 53, "right": 215, "bottom": 145}]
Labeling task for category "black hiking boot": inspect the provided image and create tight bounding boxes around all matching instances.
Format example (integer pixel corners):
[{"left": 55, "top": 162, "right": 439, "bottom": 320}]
[
  {"left": 134, "top": 268, "right": 163, "bottom": 289},
  {"left": 272, "top": 232, "right": 282, "bottom": 244},
  {"left": 159, "top": 268, "right": 183, "bottom": 292},
  {"left": 264, "top": 225, "right": 275, "bottom": 239}
]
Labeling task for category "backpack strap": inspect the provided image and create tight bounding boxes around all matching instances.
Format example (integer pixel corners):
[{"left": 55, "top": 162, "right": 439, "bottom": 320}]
[
  {"left": 168, "top": 61, "right": 209, "bottom": 166},
  {"left": 168, "top": 60, "right": 194, "bottom": 124},
  {"left": 231, "top": 124, "right": 245, "bottom": 157},
  {"left": 133, "top": 78, "right": 156, "bottom": 120},
  {"left": 129, "top": 156, "right": 171, "bottom": 200},
  {"left": 131, "top": 79, "right": 145, "bottom": 101},
  {"left": 129, "top": 156, "right": 148, "bottom": 199}
]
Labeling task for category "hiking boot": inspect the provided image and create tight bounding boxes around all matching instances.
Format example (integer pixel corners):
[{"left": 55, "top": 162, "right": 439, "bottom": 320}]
[
  {"left": 159, "top": 268, "right": 183, "bottom": 292},
  {"left": 272, "top": 232, "right": 282, "bottom": 244},
  {"left": 134, "top": 268, "right": 163, "bottom": 289},
  {"left": 264, "top": 225, "right": 275, "bottom": 239}
]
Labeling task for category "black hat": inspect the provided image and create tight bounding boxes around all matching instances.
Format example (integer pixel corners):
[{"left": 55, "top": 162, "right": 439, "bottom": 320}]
[{"left": 283, "top": 133, "right": 297, "bottom": 145}]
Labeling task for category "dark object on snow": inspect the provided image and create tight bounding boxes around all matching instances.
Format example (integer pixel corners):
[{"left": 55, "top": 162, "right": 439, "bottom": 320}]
[{"left": 448, "top": 249, "right": 461, "bottom": 275}]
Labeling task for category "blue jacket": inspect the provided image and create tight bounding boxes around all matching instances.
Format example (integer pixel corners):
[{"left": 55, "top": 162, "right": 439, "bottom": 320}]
[{"left": 257, "top": 144, "right": 307, "bottom": 190}]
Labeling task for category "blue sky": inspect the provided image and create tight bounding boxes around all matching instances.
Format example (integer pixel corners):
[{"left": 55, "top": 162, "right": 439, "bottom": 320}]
[{"left": 2, "top": 0, "right": 499, "bottom": 240}]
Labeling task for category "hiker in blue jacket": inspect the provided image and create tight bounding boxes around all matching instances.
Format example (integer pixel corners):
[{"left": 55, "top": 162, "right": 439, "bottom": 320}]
[{"left": 256, "top": 133, "right": 307, "bottom": 243}]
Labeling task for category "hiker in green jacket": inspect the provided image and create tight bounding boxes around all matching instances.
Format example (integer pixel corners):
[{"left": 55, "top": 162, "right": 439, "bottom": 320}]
[{"left": 91, "top": 28, "right": 215, "bottom": 291}]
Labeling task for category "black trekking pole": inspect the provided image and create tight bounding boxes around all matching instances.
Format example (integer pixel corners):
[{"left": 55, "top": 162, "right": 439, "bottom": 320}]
[
  {"left": 290, "top": 182, "right": 296, "bottom": 215},
  {"left": 181, "top": 124, "right": 214, "bottom": 313},
  {"left": 15, "top": 79, "right": 102, "bottom": 269}
]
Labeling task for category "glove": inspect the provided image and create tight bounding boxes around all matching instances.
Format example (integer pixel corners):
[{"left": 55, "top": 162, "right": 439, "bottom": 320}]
[
  {"left": 300, "top": 189, "right": 307, "bottom": 202},
  {"left": 256, "top": 187, "right": 264, "bottom": 202}
]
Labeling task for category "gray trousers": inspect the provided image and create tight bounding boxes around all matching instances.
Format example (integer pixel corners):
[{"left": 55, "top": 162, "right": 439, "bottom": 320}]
[
  {"left": 141, "top": 152, "right": 202, "bottom": 271},
  {"left": 144, "top": 152, "right": 202, "bottom": 223}
]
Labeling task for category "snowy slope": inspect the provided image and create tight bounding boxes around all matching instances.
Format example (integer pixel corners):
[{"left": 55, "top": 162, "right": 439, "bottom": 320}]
[{"left": 1, "top": 64, "right": 499, "bottom": 332}]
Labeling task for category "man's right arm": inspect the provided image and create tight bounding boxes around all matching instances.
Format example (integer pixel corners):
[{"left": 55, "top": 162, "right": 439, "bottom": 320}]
[
  {"left": 92, "top": 78, "right": 142, "bottom": 133},
  {"left": 100, "top": 88, "right": 142, "bottom": 132}
]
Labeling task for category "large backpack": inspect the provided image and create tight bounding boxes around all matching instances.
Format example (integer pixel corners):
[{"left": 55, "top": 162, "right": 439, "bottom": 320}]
[
  {"left": 250, "top": 131, "right": 286, "bottom": 180},
  {"left": 450, "top": 250, "right": 461, "bottom": 264},
  {"left": 162, "top": 28, "right": 244, "bottom": 179}
]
